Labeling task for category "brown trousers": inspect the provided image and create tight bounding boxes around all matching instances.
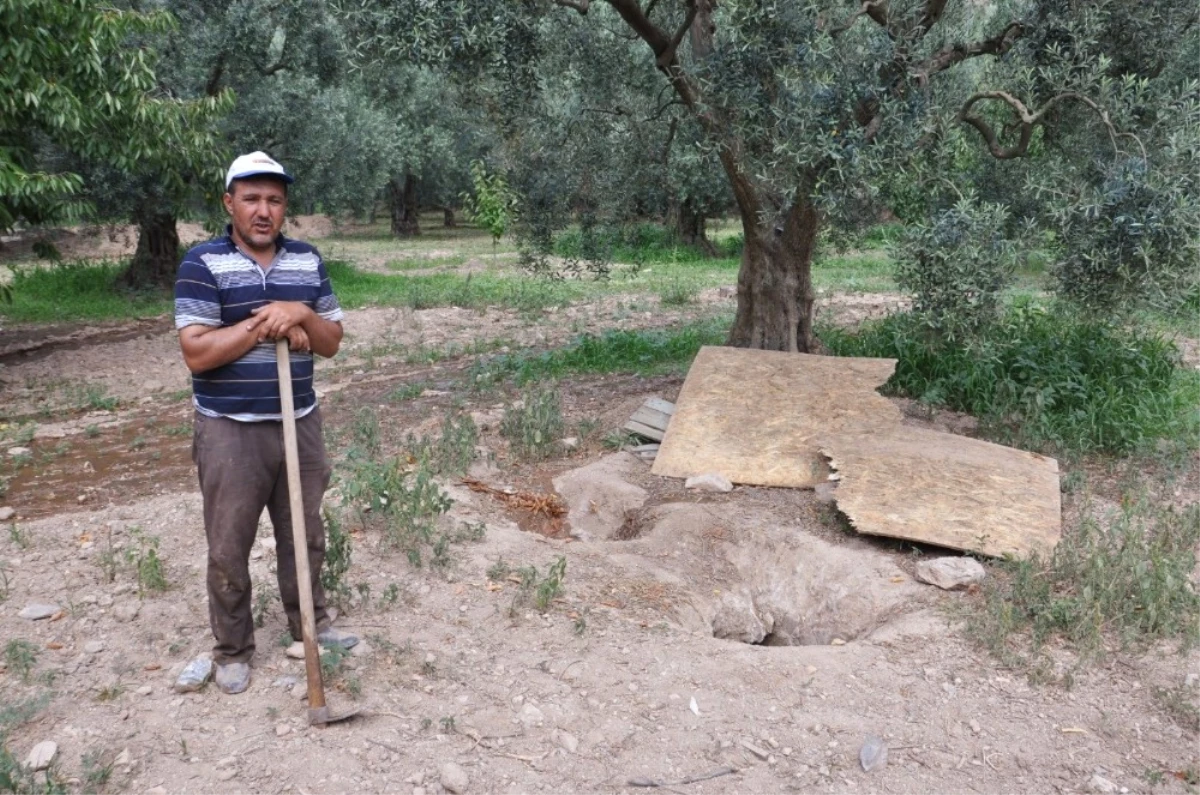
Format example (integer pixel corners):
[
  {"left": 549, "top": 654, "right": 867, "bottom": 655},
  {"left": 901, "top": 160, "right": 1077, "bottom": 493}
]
[{"left": 193, "top": 409, "right": 332, "bottom": 664}]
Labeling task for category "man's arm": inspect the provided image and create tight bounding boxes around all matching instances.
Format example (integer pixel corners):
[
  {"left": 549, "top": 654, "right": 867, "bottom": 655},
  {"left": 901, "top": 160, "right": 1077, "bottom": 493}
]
[
  {"left": 179, "top": 318, "right": 270, "bottom": 373},
  {"left": 249, "top": 301, "right": 343, "bottom": 358}
]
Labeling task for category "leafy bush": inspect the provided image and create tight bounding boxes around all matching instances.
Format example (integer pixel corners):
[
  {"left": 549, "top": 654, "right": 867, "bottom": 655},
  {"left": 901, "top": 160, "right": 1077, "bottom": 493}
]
[
  {"left": 501, "top": 385, "right": 564, "bottom": 461},
  {"left": 823, "top": 302, "right": 1199, "bottom": 454},
  {"left": 893, "top": 197, "right": 1019, "bottom": 340}
]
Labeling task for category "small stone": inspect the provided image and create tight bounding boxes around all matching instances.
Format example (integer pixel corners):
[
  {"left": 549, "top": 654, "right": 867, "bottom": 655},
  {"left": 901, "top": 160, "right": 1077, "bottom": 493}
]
[
  {"left": 24, "top": 741, "right": 57, "bottom": 771},
  {"left": 741, "top": 740, "right": 770, "bottom": 760},
  {"left": 217, "top": 768, "right": 237, "bottom": 782},
  {"left": 860, "top": 735, "right": 888, "bottom": 772},
  {"left": 914, "top": 557, "right": 987, "bottom": 590},
  {"left": 440, "top": 762, "right": 469, "bottom": 794},
  {"left": 114, "top": 749, "right": 131, "bottom": 768},
  {"left": 0, "top": 507, "right": 14, "bottom": 521},
  {"left": 292, "top": 682, "right": 307, "bottom": 700},
  {"left": 286, "top": 641, "right": 330, "bottom": 660},
  {"left": 272, "top": 676, "right": 298, "bottom": 689},
  {"left": 685, "top": 473, "right": 734, "bottom": 493},
  {"left": 1088, "top": 773, "right": 1119, "bottom": 794},
  {"left": 18, "top": 603, "right": 59, "bottom": 621},
  {"left": 560, "top": 437, "right": 580, "bottom": 451},
  {"left": 174, "top": 656, "right": 213, "bottom": 693},
  {"left": 113, "top": 602, "right": 140, "bottom": 623},
  {"left": 350, "top": 640, "right": 373, "bottom": 658},
  {"left": 84, "top": 641, "right": 105, "bottom": 654},
  {"left": 275, "top": 724, "right": 291, "bottom": 737},
  {"left": 216, "top": 756, "right": 237, "bottom": 769},
  {"left": 518, "top": 704, "right": 544, "bottom": 727},
  {"left": 143, "top": 380, "right": 163, "bottom": 393},
  {"left": 969, "top": 719, "right": 982, "bottom": 735},
  {"left": 7, "top": 446, "right": 31, "bottom": 458},
  {"left": 554, "top": 729, "right": 579, "bottom": 754},
  {"left": 135, "top": 685, "right": 152, "bottom": 696},
  {"left": 97, "top": 595, "right": 114, "bottom": 608}
]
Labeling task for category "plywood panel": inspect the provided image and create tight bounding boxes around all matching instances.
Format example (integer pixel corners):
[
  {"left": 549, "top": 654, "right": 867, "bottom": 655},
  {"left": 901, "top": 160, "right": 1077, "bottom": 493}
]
[
  {"left": 652, "top": 346, "right": 900, "bottom": 488},
  {"left": 822, "top": 426, "right": 1061, "bottom": 559}
]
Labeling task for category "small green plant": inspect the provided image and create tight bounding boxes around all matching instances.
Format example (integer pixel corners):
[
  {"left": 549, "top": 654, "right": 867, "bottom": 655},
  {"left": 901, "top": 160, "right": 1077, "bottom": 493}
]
[
  {"left": 969, "top": 500, "right": 1200, "bottom": 674},
  {"left": 508, "top": 556, "right": 568, "bottom": 615},
  {"left": 501, "top": 384, "right": 564, "bottom": 461},
  {"left": 95, "top": 682, "right": 125, "bottom": 702},
  {"left": 658, "top": 277, "right": 699, "bottom": 306},
  {"left": 439, "top": 716, "right": 456, "bottom": 733},
  {"left": 124, "top": 528, "right": 167, "bottom": 595},
  {"left": 82, "top": 385, "right": 119, "bottom": 412},
  {"left": 80, "top": 749, "right": 114, "bottom": 792},
  {"left": 487, "top": 558, "right": 512, "bottom": 581},
  {"left": 461, "top": 160, "right": 516, "bottom": 259},
  {"left": 378, "top": 582, "right": 402, "bottom": 608},
  {"left": 252, "top": 585, "right": 274, "bottom": 629},
  {"left": 321, "top": 509, "right": 353, "bottom": 606},
  {"left": 85, "top": 424, "right": 100, "bottom": 438},
  {"left": 319, "top": 643, "right": 348, "bottom": 681},
  {"left": 4, "top": 640, "right": 38, "bottom": 683},
  {"left": 535, "top": 556, "right": 567, "bottom": 611},
  {"left": 387, "top": 382, "right": 428, "bottom": 402},
  {"left": 7, "top": 523, "right": 29, "bottom": 549},
  {"left": 0, "top": 564, "right": 10, "bottom": 602},
  {"left": 602, "top": 430, "right": 638, "bottom": 450}
]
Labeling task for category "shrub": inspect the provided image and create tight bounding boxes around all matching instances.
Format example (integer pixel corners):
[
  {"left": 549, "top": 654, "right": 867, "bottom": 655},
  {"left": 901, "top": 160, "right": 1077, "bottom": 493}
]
[{"left": 823, "top": 301, "right": 1199, "bottom": 454}]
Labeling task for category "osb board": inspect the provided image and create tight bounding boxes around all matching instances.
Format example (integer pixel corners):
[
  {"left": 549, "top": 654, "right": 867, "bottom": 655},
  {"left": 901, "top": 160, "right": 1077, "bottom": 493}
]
[
  {"left": 652, "top": 346, "right": 901, "bottom": 488},
  {"left": 822, "top": 426, "right": 1061, "bottom": 559}
]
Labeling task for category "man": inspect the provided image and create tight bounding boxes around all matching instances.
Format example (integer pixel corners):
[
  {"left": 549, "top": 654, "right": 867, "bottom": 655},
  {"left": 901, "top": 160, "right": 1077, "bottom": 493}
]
[{"left": 174, "top": 151, "right": 356, "bottom": 695}]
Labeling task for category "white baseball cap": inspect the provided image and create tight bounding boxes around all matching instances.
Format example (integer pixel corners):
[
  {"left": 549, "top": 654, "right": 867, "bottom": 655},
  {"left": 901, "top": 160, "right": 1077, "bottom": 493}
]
[{"left": 225, "top": 151, "right": 295, "bottom": 189}]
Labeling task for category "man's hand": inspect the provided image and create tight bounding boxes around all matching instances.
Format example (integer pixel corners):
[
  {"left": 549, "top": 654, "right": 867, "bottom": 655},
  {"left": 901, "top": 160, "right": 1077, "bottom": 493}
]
[
  {"left": 250, "top": 301, "right": 312, "bottom": 340},
  {"left": 286, "top": 325, "right": 311, "bottom": 353}
]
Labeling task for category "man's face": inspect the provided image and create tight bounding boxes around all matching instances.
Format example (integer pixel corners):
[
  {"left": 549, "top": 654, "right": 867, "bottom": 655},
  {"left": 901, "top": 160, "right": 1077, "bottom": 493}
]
[{"left": 223, "top": 177, "right": 288, "bottom": 254}]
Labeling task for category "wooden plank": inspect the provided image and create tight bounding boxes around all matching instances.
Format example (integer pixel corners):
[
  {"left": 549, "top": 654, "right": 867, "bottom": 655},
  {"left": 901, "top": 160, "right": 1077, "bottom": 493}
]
[
  {"left": 644, "top": 397, "right": 676, "bottom": 415},
  {"left": 628, "top": 406, "right": 672, "bottom": 431},
  {"left": 623, "top": 419, "right": 665, "bottom": 441}
]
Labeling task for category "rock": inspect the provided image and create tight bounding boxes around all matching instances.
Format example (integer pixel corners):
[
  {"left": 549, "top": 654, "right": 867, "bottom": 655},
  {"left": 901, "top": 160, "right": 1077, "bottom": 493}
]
[
  {"left": 286, "top": 641, "right": 330, "bottom": 660},
  {"left": 914, "top": 557, "right": 986, "bottom": 590},
  {"left": 114, "top": 749, "right": 132, "bottom": 768},
  {"left": 552, "top": 453, "right": 647, "bottom": 541},
  {"left": 7, "top": 446, "right": 31, "bottom": 458},
  {"left": 217, "top": 768, "right": 238, "bottom": 782},
  {"left": 0, "top": 507, "right": 14, "bottom": 521},
  {"left": 272, "top": 676, "right": 298, "bottom": 689},
  {"left": 97, "top": 594, "right": 114, "bottom": 608},
  {"left": 553, "top": 729, "right": 579, "bottom": 754},
  {"left": 143, "top": 380, "right": 163, "bottom": 393},
  {"left": 83, "top": 641, "right": 105, "bottom": 654},
  {"left": 518, "top": 703, "right": 544, "bottom": 727},
  {"left": 740, "top": 740, "right": 770, "bottom": 760},
  {"left": 685, "top": 473, "right": 734, "bottom": 493},
  {"left": 135, "top": 685, "right": 152, "bottom": 696},
  {"left": 24, "top": 741, "right": 57, "bottom": 771},
  {"left": 18, "top": 603, "right": 59, "bottom": 621},
  {"left": 859, "top": 735, "right": 888, "bottom": 772},
  {"left": 275, "top": 724, "right": 291, "bottom": 737},
  {"left": 350, "top": 640, "right": 373, "bottom": 658},
  {"left": 440, "top": 762, "right": 469, "bottom": 794},
  {"left": 292, "top": 682, "right": 307, "bottom": 700},
  {"left": 559, "top": 437, "right": 580, "bottom": 451},
  {"left": 173, "top": 656, "right": 213, "bottom": 693},
  {"left": 1088, "top": 773, "right": 1119, "bottom": 794},
  {"left": 113, "top": 602, "right": 141, "bottom": 623}
]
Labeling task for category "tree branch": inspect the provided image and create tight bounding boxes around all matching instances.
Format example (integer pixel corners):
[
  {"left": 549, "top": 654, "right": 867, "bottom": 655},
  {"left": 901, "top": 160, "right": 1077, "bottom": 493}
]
[
  {"left": 553, "top": 0, "right": 591, "bottom": 13},
  {"left": 913, "top": 20, "right": 1024, "bottom": 83},
  {"left": 828, "top": 1, "right": 890, "bottom": 38},
  {"left": 958, "top": 90, "right": 1147, "bottom": 161}
]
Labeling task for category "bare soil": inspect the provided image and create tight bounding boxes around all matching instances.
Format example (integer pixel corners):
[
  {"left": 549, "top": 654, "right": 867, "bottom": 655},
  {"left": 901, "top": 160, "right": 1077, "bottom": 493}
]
[{"left": 0, "top": 222, "right": 1196, "bottom": 795}]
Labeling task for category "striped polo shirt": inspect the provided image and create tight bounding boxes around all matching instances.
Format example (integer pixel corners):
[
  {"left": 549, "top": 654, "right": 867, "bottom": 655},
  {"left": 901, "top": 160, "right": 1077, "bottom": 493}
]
[{"left": 174, "top": 227, "right": 344, "bottom": 421}]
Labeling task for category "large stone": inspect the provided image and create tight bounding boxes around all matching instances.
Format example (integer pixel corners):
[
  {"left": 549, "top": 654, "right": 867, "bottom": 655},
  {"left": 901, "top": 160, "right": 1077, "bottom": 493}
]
[
  {"left": 914, "top": 557, "right": 986, "bottom": 591},
  {"left": 113, "top": 602, "right": 141, "bottom": 623},
  {"left": 552, "top": 453, "right": 647, "bottom": 541},
  {"left": 440, "top": 762, "right": 469, "bottom": 794},
  {"left": 24, "top": 741, "right": 56, "bottom": 771},
  {"left": 7, "top": 447, "right": 31, "bottom": 458},
  {"left": 685, "top": 473, "right": 734, "bottom": 493},
  {"left": 0, "top": 507, "right": 15, "bottom": 521},
  {"left": 18, "top": 603, "right": 59, "bottom": 621}
]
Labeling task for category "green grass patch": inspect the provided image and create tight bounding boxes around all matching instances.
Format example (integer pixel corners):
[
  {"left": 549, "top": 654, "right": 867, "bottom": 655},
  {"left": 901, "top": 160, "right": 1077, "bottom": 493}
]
[
  {"left": 970, "top": 500, "right": 1200, "bottom": 674},
  {"left": 554, "top": 223, "right": 743, "bottom": 265},
  {"left": 823, "top": 301, "right": 1199, "bottom": 455},
  {"left": 326, "top": 260, "right": 587, "bottom": 312},
  {"left": 470, "top": 317, "right": 728, "bottom": 386},
  {"left": 0, "top": 261, "right": 170, "bottom": 323}
]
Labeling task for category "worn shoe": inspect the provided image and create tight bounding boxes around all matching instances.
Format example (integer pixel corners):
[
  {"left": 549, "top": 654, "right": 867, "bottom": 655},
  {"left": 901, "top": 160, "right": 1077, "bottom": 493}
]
[
  {"left": 215, "top": 662, "right": 251, "bottom": 695},
  {"left": 317, "top": 627, "right": 359, "bottom": 650}
]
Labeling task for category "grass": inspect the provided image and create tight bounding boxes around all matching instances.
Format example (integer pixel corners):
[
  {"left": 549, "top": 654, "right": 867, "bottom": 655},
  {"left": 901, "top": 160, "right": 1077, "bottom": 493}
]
[
  {"left": 3, "top": 640, "right": 38, "bottom": 683},
  {"left": 822, "top": 300, "right": 1200, "bottom": 456},
  {"left": 0, "top": 260, "right": 169, "bottom": 323},
  {"left": 470, "top": 317, "right": 728, "bottom": 388},
  {"left": 969, "top": 499, "right": 1200, "bottom": 676}
]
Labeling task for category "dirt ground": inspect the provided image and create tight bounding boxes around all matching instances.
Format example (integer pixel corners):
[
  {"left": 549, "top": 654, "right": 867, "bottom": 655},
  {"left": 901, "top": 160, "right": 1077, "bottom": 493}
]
[{"left": 0, "top": 223, "right": 1197, "bottom": 795}]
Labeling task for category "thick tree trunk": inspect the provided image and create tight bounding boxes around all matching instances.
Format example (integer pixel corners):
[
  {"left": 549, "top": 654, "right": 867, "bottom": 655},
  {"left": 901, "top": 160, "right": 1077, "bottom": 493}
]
[
  {"left": 443, "top": 206, "right": 456, "bottom": 228},
  {"left": 727, "top": 194, "right": 819, "bottom": 352},
  {"left": 122, "top": 209, "right": 180, "bottom": 290},
  {"left": 388, "top": 173, "right": 420, "bottom": 237}
]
